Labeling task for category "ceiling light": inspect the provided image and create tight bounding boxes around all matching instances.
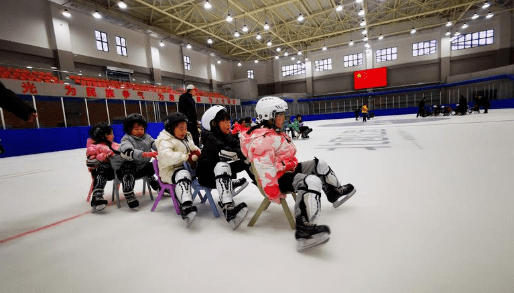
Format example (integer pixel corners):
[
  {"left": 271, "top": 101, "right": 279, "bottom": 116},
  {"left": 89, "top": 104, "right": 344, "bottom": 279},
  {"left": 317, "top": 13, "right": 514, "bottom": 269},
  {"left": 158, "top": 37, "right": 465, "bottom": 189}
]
[
  {"left": 298, "top": 13, "right": 304, "bottom": 22},
  {"left": 256, "top": 33, "right": 262, "bottom": 40},
  {"left": 365, "top": 42, "right": 370, "bottom": 48},
  {"left": 298, "top": 50, "right": 302, "bottom": 55},
  {"left": 217, "top": 60, "right": 221, "bottom": 64},
  {"left": 242, "top": 24, "right": 248, "bottom": 32},
  {"left": 349, "top": 40, "right": 354, "bottom": 45},
  {"left": 455, "top": 31, "right": 461, "bottom": 36},
  {"left": 276, "top": 47, "right": 281, "bottom": 52},
  {"left": 186, "top": 43, "right": 192, "bottom": 49},
  {"left": 118, "top": 0, "right": 127, "bottom": 9},
  {"left": 472, "top": 13, "right": 479, "bottom": 19},
  {"left": 234, "top": 30, "right": 240, "bottom": 37},
  {"left": 264, "top": 22, "right": 270, "bottom": 30},
  {"left": 411, "top": 28, "right": 416, "bottom": 34},
  {"left": 482, "top": 2, "right": 490, "bottom": 9},
  {"left": 27, "top": 65, "right": 32, "bottom": 69},
  {"left": 356, "top": 0, "right": 363, "bottom": 3},
  {"left": 322, "top": 46, "right": 327, "bottom": 51},
  {"left": 275, "top": 56, "right": 279, "bottom": 59},
  {"left": 204, "top": 0, "right": 212, "bottom": 9},
  {"left": 358, "top": 9, "right": 364, "bottom": 16},
  {"left": 238, "top": 62, "right": 242, "bottom": 66},
  {"left": 254, "top": 60, "right": 259, "bottom": 63},
  {"left": 336, "top": 4, "right": 343, "bottom": 12},
  {"left": 378, "top": 34, "right": 383, "bottom": 40},
  {"left": 291, "top": 56, "right": 295, "bottom": 60},
  {"left": 486, "top": 12, "right": 493, "bottom": 18},
  {"left": 446, "top": 21, "right": 453, "bottom": 27},
  {"left": 360, "top": 20, "right": 366, "bottom": 26},
  {"left": 62, "top": 9, "right": 71, "bottom": 17},
  {"left": 284, "top": 52, "right": 289, "bottom": 56},
  {"left": 305, "top": 57, "right": 309, "bottom": 61},
  {"left": 93, "top": 10, "right": 101, "bottom": 19},
  {"left": 445, "top": 31, "right": 451, "bottom": 36},
  {"left": 226, "top": 13, "right": 233, "bottom": 22},
  {"left": 207, "top": 38, "right": 213, "bottom": 44},
  {"left": 297, "top": 60, "right": 301, "bottom": 64},
  {"left": 267, "top": 41, "right": 272, "bottom": 46},
  {"left": 363, "top": 36, "right": 368, "bottom": 41},
  {"left": 362, "top": 29, "right": 367, "bottom": 34},
  {"left": 160, "top": 40, "right": 165, "bottom": 47},
  {"left": 462, "top": 23, "right": 468, "bottom": 29}
]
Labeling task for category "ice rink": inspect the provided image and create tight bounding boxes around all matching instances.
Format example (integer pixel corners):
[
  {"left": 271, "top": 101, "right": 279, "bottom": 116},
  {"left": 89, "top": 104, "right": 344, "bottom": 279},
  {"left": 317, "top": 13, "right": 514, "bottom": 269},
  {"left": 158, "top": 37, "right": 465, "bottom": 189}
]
[{"left": 1, "top": 110, "right": 513, "bottom": 293}]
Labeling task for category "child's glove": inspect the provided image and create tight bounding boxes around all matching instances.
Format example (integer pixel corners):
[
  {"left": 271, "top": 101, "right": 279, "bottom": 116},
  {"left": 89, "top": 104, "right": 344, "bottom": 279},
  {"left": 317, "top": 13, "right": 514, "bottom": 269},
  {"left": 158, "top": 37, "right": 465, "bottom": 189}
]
[
  {"left": 263, "top": 185, "right": 286, "bottom": 204},
  {"left": 120, "top": 149, "right": 134, "bottom": 160},
  {"left": 282, "top": 158, "right": 298, "bottom": 173},
  {"left": 86, "top": 158, "right": 100, "bottom": 168},
  {"left": 187, "top": 151, "right": 199, "bottom": 164},
  {"left": 142, "top": 151, "right": 158, "bottom": 158}
]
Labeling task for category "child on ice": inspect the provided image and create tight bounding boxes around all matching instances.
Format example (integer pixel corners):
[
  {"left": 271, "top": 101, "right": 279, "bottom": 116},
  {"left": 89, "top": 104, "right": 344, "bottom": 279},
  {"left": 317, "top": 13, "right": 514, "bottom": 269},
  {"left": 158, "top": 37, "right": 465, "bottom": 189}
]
[
  {"left": 155, "top": 112, "right": 201, "bottom": 226},
  {"left": 240, "top": 96, "right": 356, "bottom": 252}
]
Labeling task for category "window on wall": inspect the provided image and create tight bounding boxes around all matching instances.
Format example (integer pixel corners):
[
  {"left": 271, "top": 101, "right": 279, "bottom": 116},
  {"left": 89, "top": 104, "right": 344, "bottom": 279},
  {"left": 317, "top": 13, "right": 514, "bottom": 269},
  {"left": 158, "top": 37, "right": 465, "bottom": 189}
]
[
  {"left": 247, "top": 69, "right": 254, "bottom": 79},
  {"left": 343, "top": 53, "right": 363, "bottom": 67},
  {"left": 451, "top": 29, "right": 494, "bottom": 51},
  {"left": 281, "top": 63, "right": 306, "bottom": 77},
  {"left": 413, "top": 40, "right": 436, "bottom": 56},
  {"left": 115, "top": 36, "right": 128, "bottom": 56},
  {"left": 95, "top": 30, "right": 109, "bottom": 52},
  {"left": 184, "top": 56, "right": 191, "bottom": 70},
  {"left": 376, "top": 47, "right": 397, "bottom": 63},
  {"left": 314, "top": 58, "right": 332, "bottom": 71}
]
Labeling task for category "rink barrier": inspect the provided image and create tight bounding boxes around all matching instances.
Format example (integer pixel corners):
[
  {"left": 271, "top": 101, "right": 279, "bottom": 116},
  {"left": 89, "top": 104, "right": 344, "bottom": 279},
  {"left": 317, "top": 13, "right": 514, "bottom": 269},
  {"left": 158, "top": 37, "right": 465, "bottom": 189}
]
[{"left": 1, "top": 98, "right": 513, "bottom": 158}]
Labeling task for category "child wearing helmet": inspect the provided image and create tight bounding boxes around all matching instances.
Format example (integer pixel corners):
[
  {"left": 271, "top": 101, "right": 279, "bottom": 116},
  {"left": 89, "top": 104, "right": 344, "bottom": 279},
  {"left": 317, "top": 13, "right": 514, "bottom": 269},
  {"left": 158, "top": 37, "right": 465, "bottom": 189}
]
[
  {"left": 111, "top": 113, "right": 159, "bottom": 210},
  {"left": 240, "top": 96, "right": 357, "bottom": 252},
  {"left": 86, "top": 122, "right": 119, "bottom": 212},
  {"left": 155, "top": 112, "right": 201, "bottom": 226},
  {"left": 196, "top": 105, "right": 252, "bottom": 230}
]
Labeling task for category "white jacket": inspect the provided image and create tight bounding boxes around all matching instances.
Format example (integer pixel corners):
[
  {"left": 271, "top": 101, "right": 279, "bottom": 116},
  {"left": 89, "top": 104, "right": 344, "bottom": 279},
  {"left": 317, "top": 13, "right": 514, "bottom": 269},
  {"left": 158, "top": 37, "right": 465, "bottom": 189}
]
[{"left": 155, "top": 130, "right": 199, "bottom": 184}]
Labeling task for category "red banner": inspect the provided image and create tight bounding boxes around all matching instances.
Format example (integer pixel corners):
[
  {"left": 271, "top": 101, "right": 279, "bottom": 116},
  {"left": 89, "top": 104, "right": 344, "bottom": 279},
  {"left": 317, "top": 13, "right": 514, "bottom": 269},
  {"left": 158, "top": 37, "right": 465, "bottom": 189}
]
[{"left": 354, "top": 67, "right": 387, "bottom": 90}]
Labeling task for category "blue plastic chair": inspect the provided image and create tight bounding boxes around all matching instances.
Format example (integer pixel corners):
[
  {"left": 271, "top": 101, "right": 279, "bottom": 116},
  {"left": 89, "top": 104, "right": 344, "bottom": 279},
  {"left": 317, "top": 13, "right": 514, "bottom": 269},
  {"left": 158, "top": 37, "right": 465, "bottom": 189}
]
[{"left": 184, "top": 162, "right": 220, "bottom": 218}]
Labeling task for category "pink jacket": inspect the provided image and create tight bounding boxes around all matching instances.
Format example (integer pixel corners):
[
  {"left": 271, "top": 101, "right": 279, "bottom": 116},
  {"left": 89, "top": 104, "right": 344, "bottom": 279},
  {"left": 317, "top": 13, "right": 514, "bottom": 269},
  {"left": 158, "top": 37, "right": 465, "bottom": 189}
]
[
  {"left": 240, "top": 127, "right": 298, "bottom": 203},
  {"left": 86, "top": 138, "right": 120, "bottom": 169}
]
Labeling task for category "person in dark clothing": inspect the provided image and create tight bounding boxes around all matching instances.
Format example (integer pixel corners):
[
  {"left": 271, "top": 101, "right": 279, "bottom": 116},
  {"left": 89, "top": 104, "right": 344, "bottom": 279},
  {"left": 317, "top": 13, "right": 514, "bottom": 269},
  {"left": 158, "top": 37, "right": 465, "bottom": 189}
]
[
  {"left": 196, "top": 105, "right": 253, "bottom": 229},
  {"left": 417, "top": 98, "right": 426, "bottom": 118},
  {"left": 0, "top": 81, "right": 38, "bottom": 154},
  {"left": 483, "top": 96, "right": 490, "bottom": 114},
  {"left": 354, "top": 108, "right": 360, "bottom": 121},
  {"left": 178, "top": 84, "right": 200, "bottom": 146},
  {"left": 456, "top": 95, "right": 468, "bottom": 115}
]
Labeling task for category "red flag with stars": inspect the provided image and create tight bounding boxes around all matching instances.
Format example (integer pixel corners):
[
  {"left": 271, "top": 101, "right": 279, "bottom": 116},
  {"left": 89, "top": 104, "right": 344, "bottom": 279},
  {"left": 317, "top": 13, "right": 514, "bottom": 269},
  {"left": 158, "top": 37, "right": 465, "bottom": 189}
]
[{"left": 354, "top": 67, "right": 387, "bottom": 90}]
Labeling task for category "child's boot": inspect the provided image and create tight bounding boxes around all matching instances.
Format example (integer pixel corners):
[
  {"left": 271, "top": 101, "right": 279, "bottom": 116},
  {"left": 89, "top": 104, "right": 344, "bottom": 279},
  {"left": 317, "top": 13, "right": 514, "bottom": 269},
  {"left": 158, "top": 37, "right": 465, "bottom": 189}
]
[
  {"left": 91, "top": 190, "right": 108, "bottom": 212},
  {"left": 180, "top": 200, "right": 197, "bottom": 227},
  {"left": 124, "top": 192, "right": 139, "bottom": 210},
  {"left": 219, "top": 201, "right": 248, "bottom": 230},
  {"left": 295, "top": 215, "right": 331, "bottom": 252}
]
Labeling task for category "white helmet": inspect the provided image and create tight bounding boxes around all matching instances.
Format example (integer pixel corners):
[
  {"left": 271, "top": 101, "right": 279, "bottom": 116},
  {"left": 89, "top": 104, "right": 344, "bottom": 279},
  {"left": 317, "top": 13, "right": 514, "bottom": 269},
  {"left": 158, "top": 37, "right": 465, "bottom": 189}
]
[
  {"left": 201, "top": 105, "right": 227, "bottom": 131},
  {"left": 255, "top": 96, "right": 288, "bottom": 122}
]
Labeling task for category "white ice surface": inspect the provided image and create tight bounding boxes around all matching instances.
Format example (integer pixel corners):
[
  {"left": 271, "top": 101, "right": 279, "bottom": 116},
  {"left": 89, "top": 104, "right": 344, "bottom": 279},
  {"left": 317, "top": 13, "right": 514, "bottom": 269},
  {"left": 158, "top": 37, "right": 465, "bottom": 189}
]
[{"left": 1, "top": 110, "right": 514, "bottom": 293}]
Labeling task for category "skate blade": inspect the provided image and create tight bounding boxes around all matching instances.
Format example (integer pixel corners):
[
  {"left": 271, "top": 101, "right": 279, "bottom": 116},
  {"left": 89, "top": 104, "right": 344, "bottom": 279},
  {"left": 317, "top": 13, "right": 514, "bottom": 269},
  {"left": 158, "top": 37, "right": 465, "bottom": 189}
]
[
  {"left": 229, "top": 207, "right": 248, "bottom": 230},
  {"left": 185, "top": 212, "right": 197, "bottom": 227},
  {"left": 232, "top": 181, "right": 249, "bottom": 197},
  {"left": 296, "top": 233, "right": 330, "bottom": 253},
  {"left": 91, "top": 204, "right": 106, "bottom": 213},
  {"left": 333, "top": 188, "right": 356, "bottom": 208}
]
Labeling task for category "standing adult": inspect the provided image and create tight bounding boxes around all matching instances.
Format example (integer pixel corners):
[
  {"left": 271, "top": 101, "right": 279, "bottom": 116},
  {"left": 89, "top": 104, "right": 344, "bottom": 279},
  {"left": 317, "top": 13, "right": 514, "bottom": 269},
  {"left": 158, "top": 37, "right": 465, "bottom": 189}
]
[
  {"left": 0, "top": 81, "right": 38, "bottom": 154},
  {"left": 178, "top": 84, "right": 200, "bottom": 146},
  {"left": 417, "top": 97, "right": 426, "bottom": 118},
  {"left": 361, "top": 103, "right": 368, "bottom": 122}
]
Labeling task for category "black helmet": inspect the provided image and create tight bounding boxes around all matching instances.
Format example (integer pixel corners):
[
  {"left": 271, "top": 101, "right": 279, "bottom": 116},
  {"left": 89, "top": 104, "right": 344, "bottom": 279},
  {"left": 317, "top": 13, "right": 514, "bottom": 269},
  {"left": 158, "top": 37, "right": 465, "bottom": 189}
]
[
  {"left": 163, "top": 112, "right": 188, "bottom": 134},
  {"left": 123, "top": 113, "right": 147, "bottom": 134},
  {"left": 89, "top": 122, "right": 113, "bottom": 143}
]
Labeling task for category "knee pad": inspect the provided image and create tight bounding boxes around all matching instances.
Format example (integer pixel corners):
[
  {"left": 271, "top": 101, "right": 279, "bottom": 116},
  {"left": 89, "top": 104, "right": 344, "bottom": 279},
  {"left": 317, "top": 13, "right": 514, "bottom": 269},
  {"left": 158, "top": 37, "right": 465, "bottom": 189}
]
[
  {"left": 214, "top": 162, "right": 232, "bottom": 178},
  {"left": 314, "top": 157, "right": 340, "bottom": 187},
  {"left": 172, "top": 169, "right": 192, "bottom": 185},
  {"left": 294, "top": 175, "right": 322, "bottom": 223},
  {"left": 173, "top": 169, "right": 192, "bottom": 203}
]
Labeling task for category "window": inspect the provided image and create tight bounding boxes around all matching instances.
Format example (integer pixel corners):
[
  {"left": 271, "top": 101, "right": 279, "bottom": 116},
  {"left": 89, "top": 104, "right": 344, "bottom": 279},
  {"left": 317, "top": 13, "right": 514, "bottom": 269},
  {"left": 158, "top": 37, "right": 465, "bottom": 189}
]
[
  {"left": 413, "top": 40, "right": 436, "bottom": 56},
  {"left": 183, "top": 56, "right": 191, "bottom": 70},
  {"left": 115, "top": 36, "right": 128, "bottom": 56},
  {"left": 247, "top": 69, "right": 254, "bottom": 79},
  {"left": 95, "top": 30, "right": 109, "bottom": 52},
  {"left": 376, "top": 47, "right": 398, "bottom": 63},
  {"left": 451, "top": 29, "right": 494, "bottom": 51},
  {"left": 281, "top": 63, "right": 306, "bottom": 77},
  {"left": 343, "top": 53, "right": 363, "bottom": 67},
  {"left": 314, "top": 58, "right": 332, "bottom": 71}
]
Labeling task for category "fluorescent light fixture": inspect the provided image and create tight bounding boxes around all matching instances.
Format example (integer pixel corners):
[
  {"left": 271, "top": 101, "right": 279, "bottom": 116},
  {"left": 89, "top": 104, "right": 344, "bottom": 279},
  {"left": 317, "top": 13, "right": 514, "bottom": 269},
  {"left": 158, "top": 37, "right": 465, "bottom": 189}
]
[
  {"left": 378, "top": 34, "right": 383, "bottom": 40},
  {"left": 445, "top": 31, "right": 451, "bottom": 36},
  {"left": 118, "top": 1, "right": 127, "bottom": 9},
  {"left": 486, "top": 12, "right": 493, "bottom": 18},
  {"left": 446, "top": 21, "right": 453, "bottom": 27},
  {"left": 93, "top": 10, "right": 101, "bottom": 19},
  {"left": 411, "top": 28, "right": 416, "bottom": 34},
  {"left": 472, "top": 13, "right": 479, "bottom": 19},
  {"left": 462, "top": 23, "right": 468, "bottom": 29},
  {"left": 455, "top": 31, "right": 461, "bottom": 36},
  {"left": 356, "top": 0, "right": 363, "bottom": 3},
  {"left": 62, "top": 9, "right": 71, "bottom": 17},
  {"left": 482, "top": 2, "right": 490, "bottom": 9},
  {"left": 254, "top": 60, "right": 259, "bottom": 63}
]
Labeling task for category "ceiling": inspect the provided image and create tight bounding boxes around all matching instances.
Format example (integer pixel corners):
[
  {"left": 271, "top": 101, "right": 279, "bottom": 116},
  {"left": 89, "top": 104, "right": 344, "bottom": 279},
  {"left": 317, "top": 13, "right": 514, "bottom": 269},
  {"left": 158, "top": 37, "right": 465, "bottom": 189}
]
[{"left": 58, "top": 0, "right": 512, "bottom": 61}]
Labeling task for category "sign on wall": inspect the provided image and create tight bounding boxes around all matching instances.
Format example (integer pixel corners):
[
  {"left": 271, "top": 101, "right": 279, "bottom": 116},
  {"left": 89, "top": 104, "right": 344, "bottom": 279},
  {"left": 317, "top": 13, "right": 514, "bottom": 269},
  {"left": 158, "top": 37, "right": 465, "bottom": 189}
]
[{"left": 0, "top": 79, "right": 240, "bottom": 106}]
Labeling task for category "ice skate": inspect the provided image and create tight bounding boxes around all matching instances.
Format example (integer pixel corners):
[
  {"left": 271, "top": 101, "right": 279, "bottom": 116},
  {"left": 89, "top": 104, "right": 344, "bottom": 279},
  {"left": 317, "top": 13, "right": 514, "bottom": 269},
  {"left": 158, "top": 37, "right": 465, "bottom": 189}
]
[
  {"left": 148, "top": 176, "right": 160, "bottom": 191},
  {"left": 91, "top": 192, "right": 108, "bottom": 213},
  {"left": 180, "top": 201, "right": 197, "bottom": 227},
  {"left": 220, "top": 201, "right": 248, "bottom": 230},
  {"left": 325, "top": 184, "right": 356, "bottom": 208},
  {"left": 125, "top": 192, "right": 139, "bottom": 210},
  {"left": 231, "top": 178, "right": 249, "bottom": 197},
  {"left": 295, "top": 216, "right": 331, "bottom": 252}
]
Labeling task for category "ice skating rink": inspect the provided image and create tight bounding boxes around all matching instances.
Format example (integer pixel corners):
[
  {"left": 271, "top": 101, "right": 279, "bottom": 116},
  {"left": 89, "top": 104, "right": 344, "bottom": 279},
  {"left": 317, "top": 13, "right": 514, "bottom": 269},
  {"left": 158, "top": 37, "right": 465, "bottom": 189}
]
[{"left": 1, "top": 109, "right": 514, "bottom": 293}]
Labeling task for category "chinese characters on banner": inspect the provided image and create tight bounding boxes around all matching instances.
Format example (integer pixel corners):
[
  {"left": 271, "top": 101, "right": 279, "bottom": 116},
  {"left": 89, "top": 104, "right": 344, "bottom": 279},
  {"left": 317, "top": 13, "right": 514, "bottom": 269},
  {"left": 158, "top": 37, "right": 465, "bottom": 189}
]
[{"left": 0, "top": 79, "right": 241, "bottom": 105}]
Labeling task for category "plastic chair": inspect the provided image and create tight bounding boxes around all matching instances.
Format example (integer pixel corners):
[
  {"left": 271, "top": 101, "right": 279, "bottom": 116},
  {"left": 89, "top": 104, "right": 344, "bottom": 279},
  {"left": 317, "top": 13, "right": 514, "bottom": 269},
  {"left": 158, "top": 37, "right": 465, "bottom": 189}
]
[
  {"left": 247, "top": 163, "right": 296, "bottom": 230},
  {"left": 151, "top": 159, "right": 180, "bottom": 214},
  {"left": 112, "top": 172, "right": 154, "bottom": 209},
  {"left": 184, "top": 162, "right": 220, "bottom": 218}
]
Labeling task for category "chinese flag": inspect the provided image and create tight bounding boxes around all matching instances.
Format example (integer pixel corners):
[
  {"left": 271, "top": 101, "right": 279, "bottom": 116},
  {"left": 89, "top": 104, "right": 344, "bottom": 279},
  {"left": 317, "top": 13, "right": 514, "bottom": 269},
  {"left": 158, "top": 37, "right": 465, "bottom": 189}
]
[{"left": 354, "top": 67, "right": 387, "bottom": 90}]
